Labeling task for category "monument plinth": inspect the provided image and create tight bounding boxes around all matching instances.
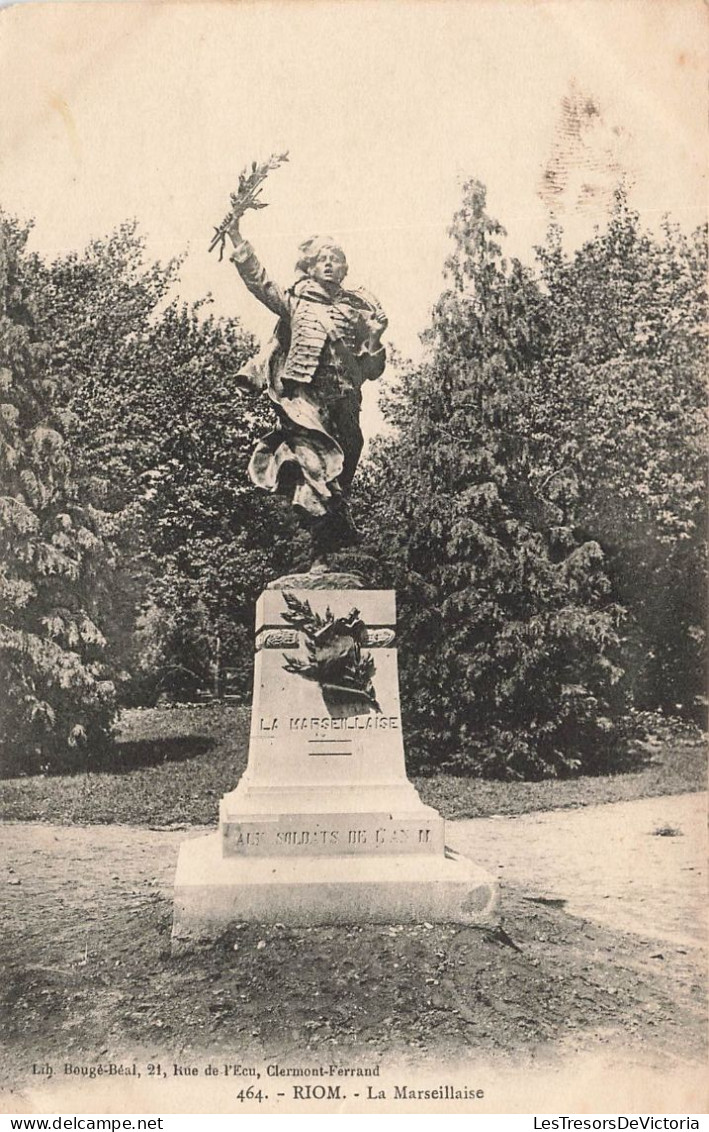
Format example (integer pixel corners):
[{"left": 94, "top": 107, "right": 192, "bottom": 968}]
[
  {"left": 174, "top": 182, "right": 499, "bottom": 943},
  {"left": 172, "top": 586, "right": 498, "bottom": 944}
]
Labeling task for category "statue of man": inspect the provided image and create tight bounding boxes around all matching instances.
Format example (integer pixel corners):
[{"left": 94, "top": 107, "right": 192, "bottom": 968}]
[{"left": 226, "top": 217, "right": 388, "bottom": 567}]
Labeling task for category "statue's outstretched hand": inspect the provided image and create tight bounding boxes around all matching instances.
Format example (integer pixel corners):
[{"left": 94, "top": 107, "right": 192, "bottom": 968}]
[{"left": 365, "top": 311, "right": 388, "bottom": 348}]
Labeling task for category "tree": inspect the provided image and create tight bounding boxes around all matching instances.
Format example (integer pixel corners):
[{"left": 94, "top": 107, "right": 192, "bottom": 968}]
[
  {"left": 32, "top": 223, "right": 304, "bottom": 702},
  {"left": 357, "top": 182, "right": 628, "bottom": 779},
  {"left": 0, "top": 216, "right": 116, "bottom": 772},
  {"left": 534, "top": 193, "right": 707, "bottom": 719}
]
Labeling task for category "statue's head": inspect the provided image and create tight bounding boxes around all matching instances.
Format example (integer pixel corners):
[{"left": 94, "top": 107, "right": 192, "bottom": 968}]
[{"left": 295, "top": 236, "right": 348, "bottom": 287}]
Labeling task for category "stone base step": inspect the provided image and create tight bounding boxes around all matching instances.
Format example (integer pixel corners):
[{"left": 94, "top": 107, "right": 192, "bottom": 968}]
[{"left": 172, "top": 832, "right": 499, "bottom": 946}]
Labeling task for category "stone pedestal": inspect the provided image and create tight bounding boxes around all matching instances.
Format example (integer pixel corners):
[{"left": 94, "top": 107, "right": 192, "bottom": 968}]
[{"left": 172, "top": 586, "right": 498, "bottom": 943}]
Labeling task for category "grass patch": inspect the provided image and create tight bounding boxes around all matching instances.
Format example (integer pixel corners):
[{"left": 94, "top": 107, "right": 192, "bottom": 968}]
[
  {"left": 0, "top": 705, "right": 705, "bottom": 827},
  {"left": 0, "top": 706, "right": 249, "bottom": 827},
  {"left": 416, "top": 739, "right": 706, "bottom": 819}
]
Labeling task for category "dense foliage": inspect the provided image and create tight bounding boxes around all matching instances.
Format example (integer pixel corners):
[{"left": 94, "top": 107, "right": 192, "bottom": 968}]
[
  {"left": 2, "top": 183, "right": 704, "bottom": 779},
  {"left": 355, "top": 183, "right": 706, "bottom": 777},
  {"left": 0, "top": 217, "right": 116, "bottom": 772},
  {"left": 534, "top": 202, "right": 707, "bottom": 718},
  {"left": 32, "top": 224, "right": 304, "bottom": 706}
]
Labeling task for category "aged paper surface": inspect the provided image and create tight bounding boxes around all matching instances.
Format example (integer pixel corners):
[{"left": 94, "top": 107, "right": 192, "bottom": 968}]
[{"left": 0, "top": 0, "right": 706, "bottom": 1116}]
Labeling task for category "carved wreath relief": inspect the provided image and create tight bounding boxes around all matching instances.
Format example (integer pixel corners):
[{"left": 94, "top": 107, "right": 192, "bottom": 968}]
[{"left": 280, "top": 592, "right": 380, "bottom": 712}]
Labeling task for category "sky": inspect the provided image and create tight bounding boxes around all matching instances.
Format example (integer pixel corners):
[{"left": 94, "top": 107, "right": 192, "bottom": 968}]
[{"left": 0, "top": 0, "right": 706, "bottom": 435}]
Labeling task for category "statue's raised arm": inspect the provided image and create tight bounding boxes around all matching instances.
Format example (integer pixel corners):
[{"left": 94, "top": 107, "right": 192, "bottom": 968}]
[{"left": 220, "top": 174, "right": 388, "bottom": 571}]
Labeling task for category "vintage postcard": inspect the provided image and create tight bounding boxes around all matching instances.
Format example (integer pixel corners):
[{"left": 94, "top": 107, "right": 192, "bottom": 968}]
[{"left": 0, "top": 0, "right": 706, "bottom": 1117}]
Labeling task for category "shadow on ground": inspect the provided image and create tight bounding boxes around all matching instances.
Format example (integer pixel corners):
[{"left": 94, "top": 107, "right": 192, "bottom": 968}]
[{"left": 95, "top": 736, "right": 216, "bottom": 774}]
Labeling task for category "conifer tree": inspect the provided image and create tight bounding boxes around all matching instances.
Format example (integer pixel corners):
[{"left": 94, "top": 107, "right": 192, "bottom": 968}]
[
  {"left": 534, "top": 195, "right": 707, "bottom": 718},
  {"left": 358, "top": 182, "right": 627, "bottom": 778},
  {"left": 0, "top": 217, "right": 116, "bottom": 772},
  {"left": 33, "top": 224, "right": 304, "bottom": 703}
]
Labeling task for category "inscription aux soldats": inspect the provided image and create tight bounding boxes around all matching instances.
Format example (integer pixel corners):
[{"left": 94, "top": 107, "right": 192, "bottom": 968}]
[{"left": 227, "top": 826, "right": 435, "bottom": 849}]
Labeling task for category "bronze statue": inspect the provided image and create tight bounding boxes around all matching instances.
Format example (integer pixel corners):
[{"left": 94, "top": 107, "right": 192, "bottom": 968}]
[{"left": 214, "top": 160, "right": 387, "bottom": 567}]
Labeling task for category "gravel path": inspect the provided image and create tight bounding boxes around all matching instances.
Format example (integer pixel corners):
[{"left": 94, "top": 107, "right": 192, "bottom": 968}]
[
  {"left": 450, "top": 792, "right": 707, "bottom": 947},
  {"left": 1, "top": 796, "right": 706, "bottom": 1112},
  {"left": 3, "top": 791, "right": 706, "bottom": 950}
]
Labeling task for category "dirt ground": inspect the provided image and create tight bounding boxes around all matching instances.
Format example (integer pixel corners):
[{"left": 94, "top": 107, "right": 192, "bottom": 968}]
[
  {"left": 452, "top": 792, "right": 708, "bottom": 946},
  {"left": 1, "top": 795, "right": 707, "bottom": 1112}
]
